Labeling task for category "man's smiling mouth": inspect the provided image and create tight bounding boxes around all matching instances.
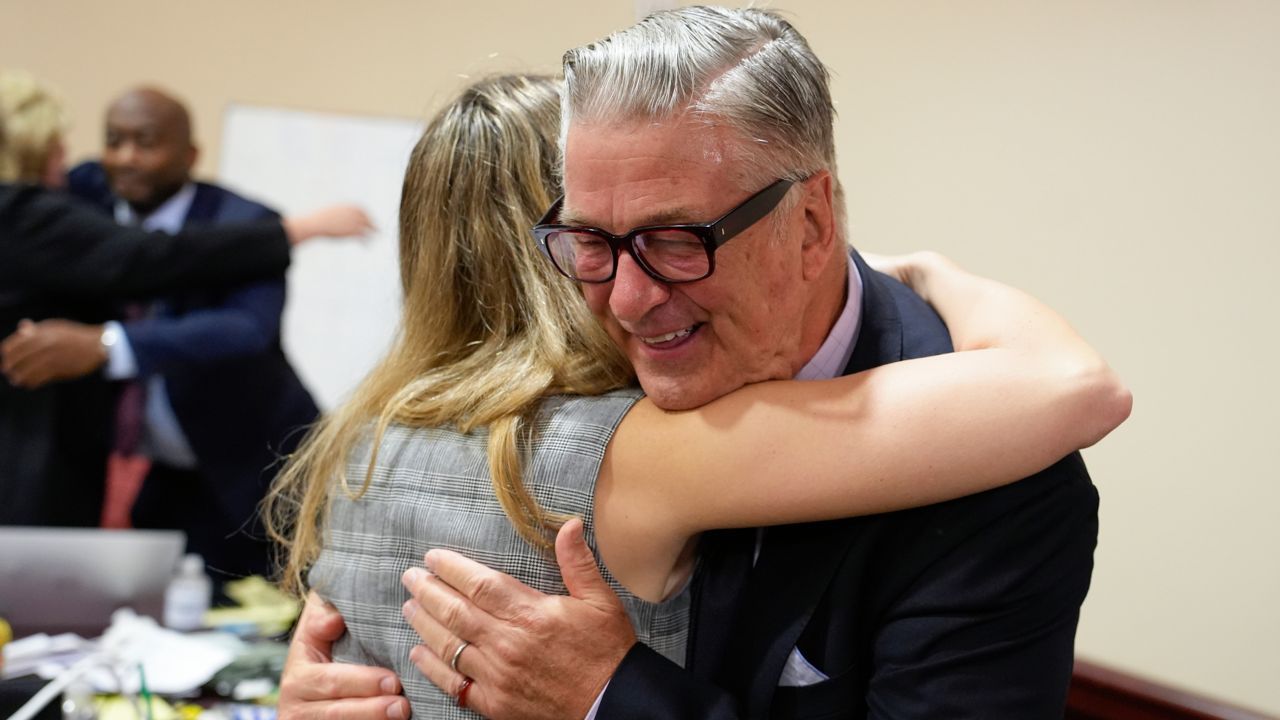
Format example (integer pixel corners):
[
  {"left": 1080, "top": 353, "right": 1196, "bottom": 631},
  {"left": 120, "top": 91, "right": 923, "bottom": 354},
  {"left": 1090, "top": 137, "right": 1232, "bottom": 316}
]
[{"left": 639, "top": 324, "right": 700, "bottom": 346}]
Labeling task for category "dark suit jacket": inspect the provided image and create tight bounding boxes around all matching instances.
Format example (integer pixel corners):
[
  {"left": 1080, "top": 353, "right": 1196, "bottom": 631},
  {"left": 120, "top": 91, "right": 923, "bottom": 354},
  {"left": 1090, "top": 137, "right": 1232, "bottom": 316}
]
[
  {"left": 599, "top": 251, "right": 1098, "bottom": 719},
  {"left": 0, "top": 182, "right": 289, "bottom": 527},
  {"left": 66, "top": 163, "right": 319, "bottom": 580}
]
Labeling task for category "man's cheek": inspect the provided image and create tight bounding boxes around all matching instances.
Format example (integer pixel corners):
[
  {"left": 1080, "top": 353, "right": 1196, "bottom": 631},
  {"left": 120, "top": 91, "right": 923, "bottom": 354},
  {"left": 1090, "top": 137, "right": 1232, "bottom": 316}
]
[
  {"left": 584, "top": 291, "right": 620, "bottom": 336},
  {"left": 581, "top": 286, "right": 608, "bottom": 314}
]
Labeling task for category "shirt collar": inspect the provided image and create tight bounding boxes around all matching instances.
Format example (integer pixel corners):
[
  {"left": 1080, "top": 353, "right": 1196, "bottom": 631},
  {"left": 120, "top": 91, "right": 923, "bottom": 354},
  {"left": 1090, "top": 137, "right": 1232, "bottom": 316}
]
[
  {"left": 114, "top": 182, "right": 197, "bottom": 235},
  {"left": 795, "top": 253, "right": 863, "bottom": 381}
]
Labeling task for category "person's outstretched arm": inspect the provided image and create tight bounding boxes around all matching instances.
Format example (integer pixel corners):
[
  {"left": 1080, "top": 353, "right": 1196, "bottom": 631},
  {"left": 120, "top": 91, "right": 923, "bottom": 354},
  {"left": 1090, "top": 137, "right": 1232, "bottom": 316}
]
[
  {"left": 1, "top": 280, "right": 287, "bottom": 389},
  {"left": 282, "top": 204, "right": 374, "bottom": 246},
  {"left": 593, "top": 250, "right": 1130, "bottom": 600},
  {"left": 0, "top": 184, "right": 370, "bottom": 299}
]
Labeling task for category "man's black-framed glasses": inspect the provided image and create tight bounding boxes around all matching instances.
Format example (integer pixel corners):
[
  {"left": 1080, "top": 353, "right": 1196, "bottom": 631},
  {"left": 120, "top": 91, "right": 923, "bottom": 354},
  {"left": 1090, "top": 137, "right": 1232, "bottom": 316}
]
[{"left": 531, "top": 178, "right": 795, "bottom": 284}]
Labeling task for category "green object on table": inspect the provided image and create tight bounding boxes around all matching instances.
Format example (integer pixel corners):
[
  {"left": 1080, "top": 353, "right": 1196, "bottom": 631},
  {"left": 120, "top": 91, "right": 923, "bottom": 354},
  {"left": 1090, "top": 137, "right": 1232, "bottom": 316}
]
[{"left": 139, "top": 663, "right": 154, "bottom": 720}]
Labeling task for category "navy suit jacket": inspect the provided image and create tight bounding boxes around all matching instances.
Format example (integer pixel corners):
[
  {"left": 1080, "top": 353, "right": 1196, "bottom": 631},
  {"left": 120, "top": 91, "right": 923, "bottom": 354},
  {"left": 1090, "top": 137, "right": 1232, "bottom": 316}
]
[
  {"left": 67, "top": 163, "right": 318, "bottom": 577},
  {"left": 0, "top": 182, "right": 289, "bottom": 527},
  {"left": 599, "top": 251, "right": 1098, "bottom": 719}
]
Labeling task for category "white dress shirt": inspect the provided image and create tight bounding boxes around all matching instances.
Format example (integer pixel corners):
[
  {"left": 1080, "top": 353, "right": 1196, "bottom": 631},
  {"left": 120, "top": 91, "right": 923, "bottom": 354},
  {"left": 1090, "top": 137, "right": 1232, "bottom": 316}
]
[{"left": 102, "top": 183, "right": 201, "bottom": 468}]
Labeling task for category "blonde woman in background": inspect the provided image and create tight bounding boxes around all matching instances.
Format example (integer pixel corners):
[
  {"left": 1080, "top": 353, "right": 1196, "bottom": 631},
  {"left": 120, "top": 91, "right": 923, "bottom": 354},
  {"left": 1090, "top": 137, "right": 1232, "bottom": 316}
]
[
  {"left": 268, "top": 74, "right": 1129, "bottom": 718},
  {"left": 0, "top": 69, "right": 371, "bottom": 526},
  {"left": 0, "top": 69, "right": 68, "bottom": 187}
]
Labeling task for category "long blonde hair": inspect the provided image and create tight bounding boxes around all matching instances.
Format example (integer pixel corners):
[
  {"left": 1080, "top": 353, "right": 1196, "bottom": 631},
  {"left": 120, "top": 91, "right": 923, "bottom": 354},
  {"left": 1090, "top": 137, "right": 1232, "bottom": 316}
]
[
  {"left": 0, "top": 70, "right": 67, "bottom": 183},
  {"left": 266, "top": 75, "right": 632, "bottom": 596}
]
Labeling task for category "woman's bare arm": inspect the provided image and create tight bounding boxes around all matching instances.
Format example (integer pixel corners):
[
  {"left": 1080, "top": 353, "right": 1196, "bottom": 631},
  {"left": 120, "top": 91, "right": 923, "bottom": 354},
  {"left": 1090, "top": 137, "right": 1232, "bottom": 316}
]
[{"left": 597, "top": 253, "right": 1131, "bottom": 601}]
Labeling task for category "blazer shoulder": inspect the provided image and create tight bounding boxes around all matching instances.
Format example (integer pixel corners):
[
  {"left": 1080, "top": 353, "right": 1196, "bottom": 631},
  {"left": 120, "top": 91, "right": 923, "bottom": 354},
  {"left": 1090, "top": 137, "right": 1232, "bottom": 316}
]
[
  {"left": 918, "top": 450, "right": 1094, "bottom": 524},
  {"left": 65, "top": 161, "right": 114, "bottom": 211},
  {"left": 850, "top": 250, "right": 953, "bottom": 366},
  {"left": 883, "top": 274, "right": 953, "bottom": 360},
  {"left": 192, "top": 182, "right": 280, "bottom": 223}
]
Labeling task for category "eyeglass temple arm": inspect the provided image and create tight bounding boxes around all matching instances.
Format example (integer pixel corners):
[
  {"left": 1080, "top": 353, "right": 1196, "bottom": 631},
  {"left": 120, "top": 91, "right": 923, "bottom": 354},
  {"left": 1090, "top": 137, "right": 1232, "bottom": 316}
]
[
  {"left": 710, "top": 179, "right": 795, "bottom": 248},
  {"left": 535, "top": 196, "right": 566, "bottom": 227}
]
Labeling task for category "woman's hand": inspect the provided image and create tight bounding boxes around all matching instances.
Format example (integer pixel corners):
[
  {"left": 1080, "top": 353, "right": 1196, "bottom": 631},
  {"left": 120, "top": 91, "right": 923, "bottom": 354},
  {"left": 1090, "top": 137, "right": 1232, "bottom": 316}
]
[
  {"left": 864, "top": 251, "right": 959, "bottom": 306},
  {"left": 863, "top": 251, "right": 929, "bottom": 288}
]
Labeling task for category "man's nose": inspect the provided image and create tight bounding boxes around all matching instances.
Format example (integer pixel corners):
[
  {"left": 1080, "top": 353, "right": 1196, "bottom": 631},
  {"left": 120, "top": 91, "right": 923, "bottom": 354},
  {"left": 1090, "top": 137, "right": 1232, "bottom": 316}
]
[
  {"left": 111, "top": 142, "right": 139, "bottom": 166},
  {"left": 609, "top": 251, "right": 671, "bottom": 323}
]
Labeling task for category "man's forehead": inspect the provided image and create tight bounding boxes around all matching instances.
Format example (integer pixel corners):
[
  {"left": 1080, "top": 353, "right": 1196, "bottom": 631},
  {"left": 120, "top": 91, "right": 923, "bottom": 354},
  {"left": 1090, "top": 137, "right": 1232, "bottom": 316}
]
[
  {"left": 560, "top": 119, "right": 746, "bottom": 228},
  {"left": 106, "top": 105, "right": 176, "bottom": 136},
  {"left": 106, "top": 92, "right": 188, "bottom": 138},
  {"left": 559, "top": 175, "right": 727, "bottom": 229},
  {"left": 106, "top": 109, "right": 161, "bottom": 130},
  {"left": 558, "top": 200, "right": 706, "bottom": 229}
]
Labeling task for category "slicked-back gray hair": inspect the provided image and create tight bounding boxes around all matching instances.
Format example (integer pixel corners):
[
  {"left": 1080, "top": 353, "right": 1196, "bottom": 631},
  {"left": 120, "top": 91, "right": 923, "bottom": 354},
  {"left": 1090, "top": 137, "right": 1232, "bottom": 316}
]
[{"left": 561, "top": 5, "right": 845, "bottom": 238}]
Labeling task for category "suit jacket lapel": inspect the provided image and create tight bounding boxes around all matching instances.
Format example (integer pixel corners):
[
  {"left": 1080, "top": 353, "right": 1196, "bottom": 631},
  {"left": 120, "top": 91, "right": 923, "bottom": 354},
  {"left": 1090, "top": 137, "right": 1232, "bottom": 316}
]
[
  {"left": 723, "top": 250, "right": 907, "bottom": 716},
  {"left": 183, "top": 183, "right": 222, "bottom": 225},
  {"left": 687, "top": 527, "right": 756, "bottom": 680},
  {"left": 159, "top": 183, "right": 225, "bottom": 315},
  {"left": 843, "top": 251, "right": 905, "bottom": 377}
]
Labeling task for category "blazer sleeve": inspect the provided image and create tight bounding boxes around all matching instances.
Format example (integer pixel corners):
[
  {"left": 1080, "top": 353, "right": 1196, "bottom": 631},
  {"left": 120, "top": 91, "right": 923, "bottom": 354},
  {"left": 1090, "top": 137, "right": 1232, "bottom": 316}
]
[
  {"left": 0, "top": 184, "right": 289, "bottom": 300},
  {"left": 864, "top": 454, "right": 1098, "bottom": 719},
  {"left": 598, "top": 644, "right": 743, "bottom": 719},
  {"left": 123, "top": 279, "right": 285, "bottom": 377}
]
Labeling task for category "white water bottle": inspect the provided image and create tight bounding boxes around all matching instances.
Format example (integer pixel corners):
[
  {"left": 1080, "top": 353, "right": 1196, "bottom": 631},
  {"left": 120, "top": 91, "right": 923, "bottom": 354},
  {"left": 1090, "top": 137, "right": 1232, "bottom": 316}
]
[{"left": 163, "top": 553, "right": 212, "bottom": 631}]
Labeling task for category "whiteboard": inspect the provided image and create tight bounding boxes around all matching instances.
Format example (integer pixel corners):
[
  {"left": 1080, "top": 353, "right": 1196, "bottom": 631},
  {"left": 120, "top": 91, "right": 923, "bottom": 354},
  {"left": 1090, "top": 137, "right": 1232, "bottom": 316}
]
[{"left": 219, "top": 104, "right": 424, "bottom": 409}]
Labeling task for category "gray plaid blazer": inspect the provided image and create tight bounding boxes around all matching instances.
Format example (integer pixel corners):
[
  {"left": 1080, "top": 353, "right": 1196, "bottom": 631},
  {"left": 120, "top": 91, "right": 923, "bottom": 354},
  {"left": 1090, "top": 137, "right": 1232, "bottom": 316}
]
[{"left": 309, "top": 388, "right": 690, "bottom": 719}]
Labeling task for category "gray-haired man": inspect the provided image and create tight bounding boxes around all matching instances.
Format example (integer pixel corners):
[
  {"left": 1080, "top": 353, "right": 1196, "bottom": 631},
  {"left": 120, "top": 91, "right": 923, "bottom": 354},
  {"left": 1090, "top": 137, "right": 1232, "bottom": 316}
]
[{"left": 279, "top": 7, "right": 1097, "bottom": 718}]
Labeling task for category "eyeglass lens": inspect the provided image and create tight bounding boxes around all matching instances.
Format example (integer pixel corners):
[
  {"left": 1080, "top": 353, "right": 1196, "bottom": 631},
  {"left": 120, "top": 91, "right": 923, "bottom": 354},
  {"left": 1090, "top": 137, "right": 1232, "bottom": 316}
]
[{"left": 546, "top": 228, "right": 710, "bottom": 282}]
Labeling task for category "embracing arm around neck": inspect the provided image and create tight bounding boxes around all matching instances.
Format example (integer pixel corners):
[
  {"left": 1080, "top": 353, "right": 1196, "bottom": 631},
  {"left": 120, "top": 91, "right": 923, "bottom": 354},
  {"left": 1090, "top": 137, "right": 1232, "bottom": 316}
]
[{"left": 595, "top": 252, "right": 1132, "bottom": 603}]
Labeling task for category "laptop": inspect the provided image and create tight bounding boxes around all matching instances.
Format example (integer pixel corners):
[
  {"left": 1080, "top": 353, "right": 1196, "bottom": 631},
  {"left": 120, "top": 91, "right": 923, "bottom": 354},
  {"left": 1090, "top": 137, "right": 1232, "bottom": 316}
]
[{"left": 0, "top": 527, "right": 185, "bottom": 637}]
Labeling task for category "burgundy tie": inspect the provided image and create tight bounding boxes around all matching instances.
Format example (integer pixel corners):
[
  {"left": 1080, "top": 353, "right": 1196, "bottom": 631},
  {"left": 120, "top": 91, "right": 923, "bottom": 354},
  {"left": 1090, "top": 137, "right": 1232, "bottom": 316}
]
[{"left": 100, "top": 303, "right": 151, "bottom": 528}]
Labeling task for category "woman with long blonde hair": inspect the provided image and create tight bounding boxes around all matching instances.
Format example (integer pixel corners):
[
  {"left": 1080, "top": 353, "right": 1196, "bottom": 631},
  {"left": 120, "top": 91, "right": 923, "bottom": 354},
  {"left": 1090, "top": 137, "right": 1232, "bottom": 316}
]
[{"left": 268, "top": 74, "right": 1128, "bottom": 717}]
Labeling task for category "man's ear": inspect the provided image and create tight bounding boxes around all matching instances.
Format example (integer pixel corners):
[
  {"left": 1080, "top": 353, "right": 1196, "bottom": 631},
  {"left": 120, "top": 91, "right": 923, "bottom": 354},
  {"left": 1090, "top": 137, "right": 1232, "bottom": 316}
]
[
  {"left": 799, "top": 170, "right": 836, "bottom": 282},
  {"left": 185, "top": 144, "right": 199, "bottom": 175}
]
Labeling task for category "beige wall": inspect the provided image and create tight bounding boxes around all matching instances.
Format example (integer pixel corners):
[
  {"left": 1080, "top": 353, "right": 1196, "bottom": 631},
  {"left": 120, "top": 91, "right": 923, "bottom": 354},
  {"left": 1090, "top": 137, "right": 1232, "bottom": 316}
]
[
  {"left": 6, "top": 0, "right": 633, "bottom": 174},
  {"left": 8, "top": 0, "right": 1278, "bottom": 713}
]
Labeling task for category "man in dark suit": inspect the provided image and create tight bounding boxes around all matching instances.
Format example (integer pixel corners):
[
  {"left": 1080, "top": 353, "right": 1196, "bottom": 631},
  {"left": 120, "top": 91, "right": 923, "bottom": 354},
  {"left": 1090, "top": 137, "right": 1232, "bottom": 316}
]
[
  {"left": 1, "top": 70, "right": 298, "bottom": 529},
  {"left": 0, "top": 181, "right": 368, "bottom": 531},
  {"left": 0, "top": 182, "right": 293, "bottom": 529},
  {"left": 7, "top": 87, "right": 318, "bottom": 588},
  {"left": 594, "top": 257, "right": 1097, "bottom": 719},
  {"left": 277, "top": 8, "right": 1101, "bottom": 719}
]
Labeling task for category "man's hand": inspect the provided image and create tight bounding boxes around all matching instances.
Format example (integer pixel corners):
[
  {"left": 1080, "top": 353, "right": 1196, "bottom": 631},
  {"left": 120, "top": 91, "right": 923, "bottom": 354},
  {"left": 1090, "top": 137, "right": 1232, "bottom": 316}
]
[
  {"left": 1, "top": 319, "right": 106, "bottom": 388},
  {"left": 400, "top": 518, "right": 636, "bottom": 720},
  {"left": 278, "top": 592, "right": 411, "bottom": 720}
]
